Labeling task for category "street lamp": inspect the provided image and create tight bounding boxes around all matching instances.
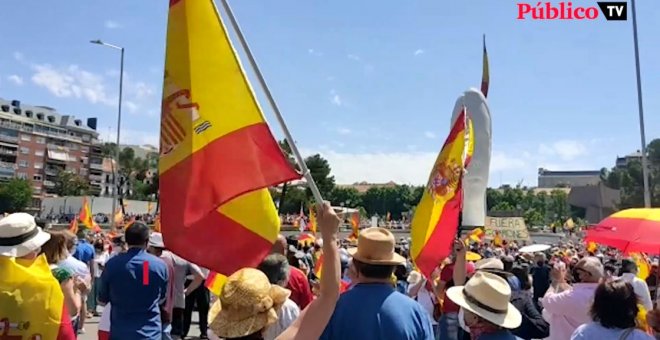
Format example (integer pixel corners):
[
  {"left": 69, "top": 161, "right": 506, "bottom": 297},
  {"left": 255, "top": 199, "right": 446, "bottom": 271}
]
[
  {"left": 630, "top": 0, "right": 651, "bottom": 208},
  {"left": 90, "top": 39, "right": 125, "bottom": 229}
]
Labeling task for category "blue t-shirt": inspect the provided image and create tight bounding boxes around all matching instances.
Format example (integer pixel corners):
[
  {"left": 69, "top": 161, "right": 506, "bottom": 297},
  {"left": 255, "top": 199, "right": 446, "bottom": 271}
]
[
  {"left": 320, "top": 283, "right": 434, "bottom": 340},
  {"left": 99, "top": 248, "right": 168, "bottom": 340},
  {"left": 72, "top": 240, "right": 94, "bottom": 264}
]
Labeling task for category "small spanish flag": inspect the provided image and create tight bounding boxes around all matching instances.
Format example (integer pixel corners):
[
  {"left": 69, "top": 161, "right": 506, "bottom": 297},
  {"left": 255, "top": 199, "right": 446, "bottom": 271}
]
[
  {"left": 630, "top": 252, "right": 651, "bottom": 280},
  {"left": 314, "top": 253, "right": 324, "bottom": 279},
  {"left": 68, "top": 218, "right": 79, "bottom": 235},
  {"left": 587, "top": 241, "right": 598, "bottom": 253},
  {"left": 348, "top": 212, "right": 359, "bottom": 241},
  {"left": 468, "top": 227, "right": 485, "bottom": 243},
  {"left": 493, "top": 231, "right": 504, "bottom": 247},
  {"left": 153, "top": 214, "right": 161, "bottom": 233},
  {"left": 204, "top": 271, "right": 227, "bottom": 296},
  {"left": 309, "top": 206, "right": 317, "bottom": 236}
]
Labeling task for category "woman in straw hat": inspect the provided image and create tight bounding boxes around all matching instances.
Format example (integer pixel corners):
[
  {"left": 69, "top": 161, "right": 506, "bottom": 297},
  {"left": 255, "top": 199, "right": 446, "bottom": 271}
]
[
  {"left": 208, "top": 202, "right": 342, "bottom": 340},
  {"left": 446, "top": 271, "right": 522, "bottom": 340}
]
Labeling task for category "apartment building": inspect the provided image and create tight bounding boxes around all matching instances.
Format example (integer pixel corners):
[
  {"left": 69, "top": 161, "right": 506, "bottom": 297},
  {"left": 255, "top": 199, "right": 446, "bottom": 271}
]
[{"left": 0, "top": 98, "right": 100, "bottom": 206}]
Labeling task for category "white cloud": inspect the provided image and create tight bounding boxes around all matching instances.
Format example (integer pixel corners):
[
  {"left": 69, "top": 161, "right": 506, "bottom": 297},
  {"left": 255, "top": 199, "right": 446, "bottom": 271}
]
[
  {"left": 414, "top": 49, "right": 425, "bottom": 56},
  {"left": 424, "top": 131, "right": 436, "bottom": 139},
  {"left": 336, "top": 127, "right": 351, "bottom": 135},
  {"left": 7, "top": 75, "right": 24, "bottom": 86},
  {"left": 125, "top": 101, "right": 138, "bottom": 113},
  {"left": 13, "top": 52, "right": 24, "bottom": 62},
  {"left": 538, "top": 140, "right": 587, "bottom": 161},
  {"left": 31, "top": 64, "right": 114, "bottom": 105},
  {"left": 347, "top": 54, "right": 361, "bottom": 61},
  {"left": 307, "top": 48, "right": 322, "bottom": 56},
  {"left": 105, "top": 20, "right": 122, "bottom": 29},
  {"left": 330, "top": 89, "right": 342, "bottom": 106}
]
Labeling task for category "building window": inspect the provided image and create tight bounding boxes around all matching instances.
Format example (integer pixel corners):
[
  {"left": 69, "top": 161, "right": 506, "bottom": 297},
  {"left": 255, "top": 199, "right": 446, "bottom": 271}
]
[
  {"left": 20, "top": 147, "right": 29, "bottom": 154},
  {"left": 33, "top": 174, "right": 42, "bottom": 181},
  {"left": 82, "top": 135, "right": 90, "bottom": 142},
  {"left": 69, "top": 156, "right": 77, "bottom": 162},
  {"left": 36, "top": 137, "right": 45, "bottom": 144},
  {"left": 20, "top": 134, "right": 31, "bottom": 142},
  {"left": 81, "top": 146, "right": 89, "bottom": 153},
  {"left": 70, "top": 143, "right": 78, "bottom": 150},
  {"left": 34, "top": 162, "right": 43, "bottom": 169},
  {"left": 16, "top": 172, "right": 27, "bottom": 179},
  {"left": 35, "top": 150, "right": 44, "bottom": 156},
  {"left": 18, "top": 160, "right": 28, "bottom": 168},
  {"left": 33, "top": 187, "right": 41, "bottom": 194}
]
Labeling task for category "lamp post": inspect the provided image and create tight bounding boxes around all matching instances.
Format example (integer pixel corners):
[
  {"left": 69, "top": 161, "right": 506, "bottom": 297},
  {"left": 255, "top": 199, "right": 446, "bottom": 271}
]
[
  {"left": 630, "top": 0, "right": 651, "bottom": 208},
  {"left": 90, "top": 39, "right": 125, "bottom": 229}
]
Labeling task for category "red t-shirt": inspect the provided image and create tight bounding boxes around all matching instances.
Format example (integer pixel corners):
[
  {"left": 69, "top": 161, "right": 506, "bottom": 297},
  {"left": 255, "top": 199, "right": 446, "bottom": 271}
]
[
  {"left": 286, "top": 267, "right": 313, "bottom": 309},
  {"left": 440, "top": 264, "right": 460, "bottom": 313}
]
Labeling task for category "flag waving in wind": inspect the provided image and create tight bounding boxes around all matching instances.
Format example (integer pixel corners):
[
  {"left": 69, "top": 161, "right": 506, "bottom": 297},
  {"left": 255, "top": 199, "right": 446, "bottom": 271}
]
[
  {"left": 160, "top": 0, "right": 301, "bottom": 279},
  {"left": 411, "top": 110, "right": 473, "bottom": 279}
]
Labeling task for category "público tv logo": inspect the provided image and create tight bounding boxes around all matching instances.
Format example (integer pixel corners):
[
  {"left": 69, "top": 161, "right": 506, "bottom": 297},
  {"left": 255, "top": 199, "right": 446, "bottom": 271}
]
[{"left": 517, "top": 2, "right": 628, "bottom": 20}]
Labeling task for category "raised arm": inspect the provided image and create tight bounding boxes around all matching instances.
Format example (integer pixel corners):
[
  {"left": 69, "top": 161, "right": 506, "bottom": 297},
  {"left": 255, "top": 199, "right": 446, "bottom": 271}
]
[{"left": 277, "top": 202, "right": 341, "bottom": 340}]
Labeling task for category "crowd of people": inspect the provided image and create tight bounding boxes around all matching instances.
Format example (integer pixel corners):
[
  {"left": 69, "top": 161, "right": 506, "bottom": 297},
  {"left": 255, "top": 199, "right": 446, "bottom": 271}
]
[{"left": 3, "top": 205, "right": 660, "bottom": 340}]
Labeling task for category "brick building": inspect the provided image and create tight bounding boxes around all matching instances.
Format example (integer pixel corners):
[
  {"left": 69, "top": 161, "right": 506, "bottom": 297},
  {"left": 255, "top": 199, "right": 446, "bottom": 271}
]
[{"left": 0, "top": 98, "right": 102, "bottom": 207}]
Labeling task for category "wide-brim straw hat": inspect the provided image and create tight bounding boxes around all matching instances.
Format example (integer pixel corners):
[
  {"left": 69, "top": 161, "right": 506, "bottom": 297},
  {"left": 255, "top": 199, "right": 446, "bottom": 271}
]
[
  {"left": 0, "top": 213, "right": 51, "bottom": 258},
  {"left": 209, "top": 268, "right": 290, "bottom": 339},
  {"left": 347, "top": 227, "right": 406, "bottom": 265},
  {"left": 446, "top": 271, "right": 522, "bottom": 329}
]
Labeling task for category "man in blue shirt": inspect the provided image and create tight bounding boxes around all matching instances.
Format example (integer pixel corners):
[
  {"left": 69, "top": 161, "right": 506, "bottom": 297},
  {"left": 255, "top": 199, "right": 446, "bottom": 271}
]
[
  {"left": 99, "top": 222, "right": 169, "bottom": 340},
  {"left": 320, "top": 228, "right": 434, "bottom": 340}
]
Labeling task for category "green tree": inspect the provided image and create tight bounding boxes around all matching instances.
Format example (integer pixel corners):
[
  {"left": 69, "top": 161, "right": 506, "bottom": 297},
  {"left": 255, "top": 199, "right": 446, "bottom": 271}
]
[
  {"left": 276, "top": 186, "right": 307, "bottom": 214},
  {"left": 0, "top": 178, "right": 33, "bottom": 213},
  {"left": 277, "top": 140, "right": 297, "bottom": 214},
  {"left": 328, "top": 187, "right": 362, "bottom": 208},
  {"left": 304, "top": 154, "right": 335, "bottom": 199},
  {"left": 53, "top": 170, "right": 90, "bottom": 196}
]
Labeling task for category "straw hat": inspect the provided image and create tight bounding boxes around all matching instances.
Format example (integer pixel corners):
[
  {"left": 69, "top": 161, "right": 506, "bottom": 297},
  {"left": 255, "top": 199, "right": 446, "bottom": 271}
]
[
  {"left": 209, "top": 268, "right": 290, "bottom": 338},
  {"left": 446, "top": 271, "right": 522, "bottom": 329},
  {"left": 0, "top": 213, "right": 51, "bottom": 258},
  {"left": 475, "top": 257, "right": 504, "bottom": 271},
  {"left": 347, "top": 227, "right": 406, "bottom": 265}
]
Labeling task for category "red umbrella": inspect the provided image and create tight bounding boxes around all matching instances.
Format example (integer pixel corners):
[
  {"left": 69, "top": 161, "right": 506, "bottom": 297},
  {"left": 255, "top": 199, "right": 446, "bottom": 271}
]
[{"left": 585, "top": 208, "right": 660, "bottom": 254}]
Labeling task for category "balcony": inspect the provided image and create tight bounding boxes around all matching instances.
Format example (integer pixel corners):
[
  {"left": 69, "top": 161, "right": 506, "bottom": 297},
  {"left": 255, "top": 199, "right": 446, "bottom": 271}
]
[
  {"left": 44, "top": 168, "right": 59, "bottom": 176},
  {"left": 0, "top": 148, "right": 16, "bottom": 156},
  {"left": 89, "top": 163, "right": 104, "bottom": 171},
  {"left": 89, "top": 174, "right": 104, "bottom": 182},
  {"left": 43, "top": 180, "right": 55, "bottom": 187},
  {"left": 0, "top": 134, "right": 18, "bottom": 144}
]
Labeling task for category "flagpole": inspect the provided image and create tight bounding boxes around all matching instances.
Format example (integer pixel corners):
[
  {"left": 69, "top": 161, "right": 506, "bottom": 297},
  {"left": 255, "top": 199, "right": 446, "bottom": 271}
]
[
  {"left": 630, "top": 0, "right": 651, "bottom": 208},
  {"left": 215, "top": 0, "right": 324, "bottom": 205}
]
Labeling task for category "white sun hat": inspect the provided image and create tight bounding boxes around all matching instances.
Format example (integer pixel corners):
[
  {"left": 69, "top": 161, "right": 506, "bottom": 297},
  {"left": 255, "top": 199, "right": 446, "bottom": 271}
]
[
  {"left": 446, "top": 271, "right": 522, "bottom": 329},
  {"left": 0, "top": 213, "right": 51, "bottom": 258}
]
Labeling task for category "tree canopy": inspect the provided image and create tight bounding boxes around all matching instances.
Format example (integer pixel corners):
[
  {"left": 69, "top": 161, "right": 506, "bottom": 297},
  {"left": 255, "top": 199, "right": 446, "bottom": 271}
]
[{"left": 0, "top": 178, "right": 33, "bottom": 213}]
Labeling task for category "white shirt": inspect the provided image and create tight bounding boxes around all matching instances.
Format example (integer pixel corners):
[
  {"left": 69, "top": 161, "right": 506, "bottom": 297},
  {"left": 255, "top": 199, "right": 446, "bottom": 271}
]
[
  {"left": 571, "top": 322, "right": 653, "bottom": 340},
  {"left": 99, "top": 303, "right": 111, "bottom": 332},
  {"left": 93, "top": 252, "right": 109, "bottom": 279},
  {"left": 207, "top": 298, "right": 300, "bottom": 340},
  {"left": 620, "top": 273, "right": 654, "bottom": 311},
  {"left": 408, "top": 283, "right": 438, "bottom": 326}
]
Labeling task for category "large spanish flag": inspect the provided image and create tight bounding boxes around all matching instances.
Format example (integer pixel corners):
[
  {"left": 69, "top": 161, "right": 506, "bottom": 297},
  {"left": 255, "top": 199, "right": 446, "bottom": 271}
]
[
  {"left": 0, "top": 255, "right": 76, "bottom": 339},
  {"left": 411, "top": 111, "right": 473, "bottom": 279},
  {"left": 160, "top": 0, "right": 301, "bottom": 276}
]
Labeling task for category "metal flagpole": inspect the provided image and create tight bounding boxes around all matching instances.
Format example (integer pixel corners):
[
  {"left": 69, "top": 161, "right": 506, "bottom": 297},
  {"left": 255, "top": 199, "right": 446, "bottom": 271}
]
[
  {"left": 215, "top": 0, "right": 324, "bottom": 204},
  {"left": 631, "top": 0, "right": 651, "bottom": 208}
]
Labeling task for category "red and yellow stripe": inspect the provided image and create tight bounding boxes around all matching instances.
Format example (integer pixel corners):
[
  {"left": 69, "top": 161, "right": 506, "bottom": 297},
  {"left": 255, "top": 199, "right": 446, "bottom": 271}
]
[
  {"left": 314, "top": 253, "right": 324, "bottom": 279},
  {"left": 348, "top": 212, "right": 360, "bottom": 240},
  {"left": 159, "top": 0, "right": 300, "bottom": 282},
  {"left": 586, "top": 208, "right": 660, "bottom": 253},
  {"left": 411, "top": 111, "right": 472, "bottom": 279},
  {"left": 205, "top": 271, "right": 227, "bottom": 296}
]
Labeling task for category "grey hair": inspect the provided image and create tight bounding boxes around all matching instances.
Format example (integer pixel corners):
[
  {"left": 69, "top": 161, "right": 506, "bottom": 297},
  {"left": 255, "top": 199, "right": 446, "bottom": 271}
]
[{"left": 258, "top": 253, "right": 291, "bottom": 287}]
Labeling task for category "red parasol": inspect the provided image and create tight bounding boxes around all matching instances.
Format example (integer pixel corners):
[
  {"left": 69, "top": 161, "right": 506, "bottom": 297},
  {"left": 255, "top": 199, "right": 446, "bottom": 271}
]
[{"left": 585, "top": 208, "right": 660, "bottom": 254}]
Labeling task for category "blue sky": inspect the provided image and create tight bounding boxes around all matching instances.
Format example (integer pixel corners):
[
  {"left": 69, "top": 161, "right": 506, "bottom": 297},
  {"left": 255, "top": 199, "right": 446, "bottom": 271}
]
[{"left": 1, "top": 0, "right": 658, "bottom": 187}]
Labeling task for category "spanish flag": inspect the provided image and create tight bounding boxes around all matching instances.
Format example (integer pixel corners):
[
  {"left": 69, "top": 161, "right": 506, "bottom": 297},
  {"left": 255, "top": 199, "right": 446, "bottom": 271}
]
[
  {"left": 411, "top": 111, "right": 473, "bottom": 278},
  {"left": 68, "top": 217, "right": 79, "bottom": 235},
  {"left": 630, "top": 252, "right": 651, "bottom": 280},
  {"left": 309, "top": 206, "right": 317, "bottom": 236},
  {"left": 348, "top": 212, "right": 360, "bottom": 241},
  {"left": 493, "top": 231, "right": 504, "bottom": 247},
  {"left": 481, "top": 34, "right": 489, "bottom": 98},
  {"left": 153, "top": 214, "right": 161, "bottom": 233},
  {"left": 79, "top": 197, "right": 94, "bottom": 229},
  {"left": 465, "top": 227, "right": 485, "bottom": 244},
  {"left": 0, "top": 255, "right": 76, "bottom": 339},
  {"left": 204, "top": 271, "right": 227, "bottom": 296},
  {"left": 314, "top": 253, "right": 324, "bottom": 279},
  {"left": 160, "top": 0, "right": 300, "bottom": 277}
]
